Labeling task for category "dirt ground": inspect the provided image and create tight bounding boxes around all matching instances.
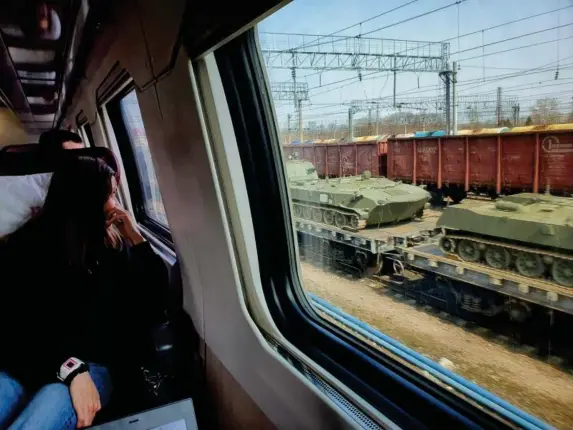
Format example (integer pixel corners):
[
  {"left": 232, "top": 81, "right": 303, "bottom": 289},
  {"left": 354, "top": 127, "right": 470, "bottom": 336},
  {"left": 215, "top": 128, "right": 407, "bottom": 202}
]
[{"left": 301, "top": 262, "right": 573, "bottom": 429}]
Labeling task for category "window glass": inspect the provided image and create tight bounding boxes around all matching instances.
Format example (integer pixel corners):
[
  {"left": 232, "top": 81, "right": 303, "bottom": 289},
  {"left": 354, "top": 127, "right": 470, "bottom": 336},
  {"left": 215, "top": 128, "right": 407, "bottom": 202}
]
[
  {"left": 119, "top": 91, "right": 168, "bottom": 226},
  {"left": 257, "top": 2, "right": 573, "bottom": 428}
]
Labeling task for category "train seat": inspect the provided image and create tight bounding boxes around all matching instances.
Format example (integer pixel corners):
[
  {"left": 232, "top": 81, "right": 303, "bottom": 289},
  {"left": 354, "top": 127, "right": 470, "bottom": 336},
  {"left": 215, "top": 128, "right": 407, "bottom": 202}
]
[
  {"left": 0, "top": 146, "right": 121, "bottom": 238},
  {"left": 0, "top": 144, "right": 120, "bottom": 178}
]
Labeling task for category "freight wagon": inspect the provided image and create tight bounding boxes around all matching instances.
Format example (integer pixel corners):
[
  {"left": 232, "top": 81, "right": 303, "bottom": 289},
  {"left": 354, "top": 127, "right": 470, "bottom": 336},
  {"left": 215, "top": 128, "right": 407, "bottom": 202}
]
[
  {"left": 387, "top": 128, "right": 573, "bottom": 203},
  {"left": 283, "top": 135, "right": 388, "bottom": 178}
]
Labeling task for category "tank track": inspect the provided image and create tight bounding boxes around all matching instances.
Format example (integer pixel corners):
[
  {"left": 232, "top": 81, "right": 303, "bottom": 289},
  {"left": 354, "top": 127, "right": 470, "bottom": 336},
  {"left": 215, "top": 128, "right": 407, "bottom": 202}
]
[
  {"left": 292, "top": 201, "right": 362, "bottom": 231},
  {"left": 440, "top": 233, "right": 573, "bottom": 288}
]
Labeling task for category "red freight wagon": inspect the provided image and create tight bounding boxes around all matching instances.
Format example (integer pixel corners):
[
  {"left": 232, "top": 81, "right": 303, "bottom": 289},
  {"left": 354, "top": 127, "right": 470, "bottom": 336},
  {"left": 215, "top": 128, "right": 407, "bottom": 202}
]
[
  {"left": 283, "top": 144, "right": 326, "bottom": 175},
  {"left": 539, "top": 133, "right": 573, "bottom": 193},
  {"left": 416, "top": 140, "right": 439, "bottom": 183},
  {"left": 378, "top": 142, "right": 388, "bottom": 177},
  {"left": 326, "top": 145, "right": 340, "bottom": 177},
  {"left": 468, "top": 137, "right": 497, "bottom": 189},
  {"left": 441, "top": 137, "right": 465, "bottom": 185},
  {"left": 387, "top": 139, "right": 413, "bottom": 181},
  {"left": 283, "top": 136, "right": 388, "bottom": 178},
  {"left": 387, "top": 130, "right": 573, "bottom": 202},
  {"left": 501, "top": 134, "right": 535, "bottom": 191}
]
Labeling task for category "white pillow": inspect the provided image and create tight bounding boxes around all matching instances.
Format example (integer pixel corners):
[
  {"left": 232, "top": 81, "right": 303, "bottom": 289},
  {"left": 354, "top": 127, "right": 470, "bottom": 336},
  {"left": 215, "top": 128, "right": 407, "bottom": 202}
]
[{"left": 0, "top": 173, "right": 52, "bottom": 237}]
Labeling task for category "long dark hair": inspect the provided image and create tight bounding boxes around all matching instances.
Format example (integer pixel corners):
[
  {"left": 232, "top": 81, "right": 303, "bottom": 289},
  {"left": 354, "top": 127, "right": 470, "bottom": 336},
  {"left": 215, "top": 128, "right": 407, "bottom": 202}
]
[{"left": 11, "top": 156, "right": 120, "bottom": 270}]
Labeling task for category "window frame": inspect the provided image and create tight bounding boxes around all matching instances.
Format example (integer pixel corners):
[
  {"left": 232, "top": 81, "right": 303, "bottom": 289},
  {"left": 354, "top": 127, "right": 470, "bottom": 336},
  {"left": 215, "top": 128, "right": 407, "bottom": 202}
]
[
  {"left": 211, "top": 28, "right": 541, "bottom": 429},
  {"left": 104, "top": 84, "right": 172, "bottom": 244},
  {"left": 76, "top": 120, "right": 94, "bottom": 148},
  {"left": 82, "top": 122, "right": 95, "bottom": 147}
]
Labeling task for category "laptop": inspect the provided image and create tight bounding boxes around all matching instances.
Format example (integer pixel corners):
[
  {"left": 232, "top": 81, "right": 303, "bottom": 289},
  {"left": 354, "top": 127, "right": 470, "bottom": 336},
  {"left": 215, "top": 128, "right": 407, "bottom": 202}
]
[{"left": 90, "top": 399, "right": 197, "bottom": 430}]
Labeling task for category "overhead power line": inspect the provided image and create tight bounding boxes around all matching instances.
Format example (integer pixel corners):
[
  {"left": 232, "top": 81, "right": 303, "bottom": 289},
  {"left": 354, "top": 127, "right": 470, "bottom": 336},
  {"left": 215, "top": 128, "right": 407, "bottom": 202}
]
[
  {"left": 309, "top": 72, "right": 386, "bottom": 97},
  {"left": 458, "top": 35, "right": 573, "bottom": 63},
  {"left": 458, "top": 59, "right": 573, "bottom": 87},
  {"left": 307, "top": 59, "right": 573, "bottom": 100},
  {"left": 444, "top": 4, "right": 573, "bottom": 44},
  {"left": 461, "top": 64, "right": 566, "bottom": 71},
  {"left": 380, "top": 5, "right": 573, "bottom": 65},
  {"left": 293, "top": 0, "right": 468, "bottom": 52},
  {"left": 501, "top": 81, "right": 573, "bottom": 94},
  {"left": 358, "top": 0, "right": 469, "bottom": 38},
  {"left": 289, "top": 0, "right": 421, "bottom": 51},
  {"left": 308, "top": 71, "right": 383, "bottom": 92},
  {"left": 451, "top": 22, "right": 573, "bottom": 57},
  {"left": 278, "top": 8, "right": 572, "bottom": 89},
  {"left": 287, "top": 10, "right": 573, "bottom": 107}
]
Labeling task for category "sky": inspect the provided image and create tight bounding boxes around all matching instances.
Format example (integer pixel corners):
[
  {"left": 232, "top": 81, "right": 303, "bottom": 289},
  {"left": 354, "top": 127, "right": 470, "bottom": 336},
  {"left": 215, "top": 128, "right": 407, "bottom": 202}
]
[{"left": 257, "top": 0, "right": 573, "bottom": 130}]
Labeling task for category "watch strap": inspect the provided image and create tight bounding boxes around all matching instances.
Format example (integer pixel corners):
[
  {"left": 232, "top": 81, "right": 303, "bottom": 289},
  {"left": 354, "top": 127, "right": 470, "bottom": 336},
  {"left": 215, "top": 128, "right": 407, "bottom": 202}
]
[{"left": 63, "top": 362, "right": 90, "bottom": 386}]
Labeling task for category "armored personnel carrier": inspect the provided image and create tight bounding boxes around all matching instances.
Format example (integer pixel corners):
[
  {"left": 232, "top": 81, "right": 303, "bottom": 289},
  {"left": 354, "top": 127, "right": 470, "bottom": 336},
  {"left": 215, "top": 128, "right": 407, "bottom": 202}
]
[
  {"left": 286, "top": 160, "right": 430, "bottom": 230},
  {"left": 437, "top": 193, "right": 573, "bottom": 287}
]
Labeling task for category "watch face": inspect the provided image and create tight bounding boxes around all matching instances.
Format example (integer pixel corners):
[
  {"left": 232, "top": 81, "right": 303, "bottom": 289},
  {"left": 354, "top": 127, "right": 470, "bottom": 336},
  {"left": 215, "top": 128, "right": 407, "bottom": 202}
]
[{"left": 66, "top": 360, "right": 76, "bottom": 368}]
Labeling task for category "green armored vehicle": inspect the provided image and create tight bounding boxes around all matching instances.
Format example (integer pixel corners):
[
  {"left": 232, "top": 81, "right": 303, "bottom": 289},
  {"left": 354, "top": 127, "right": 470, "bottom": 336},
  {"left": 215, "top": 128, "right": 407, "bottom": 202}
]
[
  {"left": 437, "top": 193, "right": 573, "bottom": 287},
  {"left": 286, "top": 160, "right": 430, "bottom": 230}
]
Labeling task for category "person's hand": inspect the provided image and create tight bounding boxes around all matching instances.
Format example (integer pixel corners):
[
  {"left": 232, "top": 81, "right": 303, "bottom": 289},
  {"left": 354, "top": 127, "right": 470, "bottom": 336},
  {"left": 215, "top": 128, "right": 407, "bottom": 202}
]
[
  {"left": 106, "top": 206, "right": 145, "bottom": 245},
  {"left": 69, "top": 372, "right": 101, "bottom": 428}
]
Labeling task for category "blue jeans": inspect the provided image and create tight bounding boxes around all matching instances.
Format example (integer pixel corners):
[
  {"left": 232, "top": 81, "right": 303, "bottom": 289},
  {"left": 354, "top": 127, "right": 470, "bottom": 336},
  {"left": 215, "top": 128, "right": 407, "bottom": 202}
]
[{"left": 0, "top": 364, "right": 112, "bottom": 430}]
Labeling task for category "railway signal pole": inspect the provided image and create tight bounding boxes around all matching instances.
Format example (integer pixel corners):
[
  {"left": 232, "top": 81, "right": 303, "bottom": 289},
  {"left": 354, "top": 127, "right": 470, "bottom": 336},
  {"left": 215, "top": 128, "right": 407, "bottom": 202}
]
[
  {"left": 512, "top": 104, "right": 520, "bottom": 126},
  {"left": 496, "top": 87, "right": 503, "bottom": 126},
  {"left": 270, "top": 81, "right": 309, "bottom": 142},
  {"left": 452, "top": 61, "right": 458, "bottom": 135},
  {"left": 348, "top": 107, "right": 355, "bottom": 140},
  {"left": 439, "top": 65, "right": 452, "bottom": 134},
  {"left": 292, "top": 68, "right": 303, "bottom": 142}
]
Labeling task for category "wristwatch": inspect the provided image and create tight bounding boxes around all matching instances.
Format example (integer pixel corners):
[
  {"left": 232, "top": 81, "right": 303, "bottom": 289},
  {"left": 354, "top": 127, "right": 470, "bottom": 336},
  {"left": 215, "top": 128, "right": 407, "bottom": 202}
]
[{"left": 57, "top": 357, "right": 90, "bottom": 385}]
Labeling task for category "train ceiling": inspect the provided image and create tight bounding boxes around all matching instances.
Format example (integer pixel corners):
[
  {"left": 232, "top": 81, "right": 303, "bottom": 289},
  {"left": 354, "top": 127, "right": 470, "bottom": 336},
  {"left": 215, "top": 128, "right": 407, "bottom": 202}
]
[{"left": 0, "top": 0, "right": 77, "bottom": 134}]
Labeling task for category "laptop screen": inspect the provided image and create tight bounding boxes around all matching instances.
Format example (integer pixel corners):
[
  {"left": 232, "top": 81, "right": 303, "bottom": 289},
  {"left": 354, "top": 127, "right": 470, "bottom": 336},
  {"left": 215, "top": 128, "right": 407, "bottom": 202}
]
[{"left": 92, "top": 399, "right": 196, "bottom": 430}]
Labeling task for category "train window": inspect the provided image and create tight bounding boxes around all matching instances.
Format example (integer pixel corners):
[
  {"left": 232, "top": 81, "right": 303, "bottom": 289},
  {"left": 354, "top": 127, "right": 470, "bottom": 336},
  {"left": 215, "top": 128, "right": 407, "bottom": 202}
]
[
  {"left": 106, "top": 89, "right": 169, "bottom": 233},
  {"left": 118, "top": 91, "right": 168, "bottom": 226},
  {"left": 212, "top": 1, "right": 572, "bottom": 428}
]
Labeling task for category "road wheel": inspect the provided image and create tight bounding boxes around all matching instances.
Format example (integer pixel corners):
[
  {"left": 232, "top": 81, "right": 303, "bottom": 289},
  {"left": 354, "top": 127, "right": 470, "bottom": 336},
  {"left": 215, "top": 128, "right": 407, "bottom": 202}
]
[
  {"left": 552, "top": 259, "right": 573, "bottom": 287},
  {"left": 458, "top": 239, "right": 481, "bottom": 262},
  {"left": 439, "top": 236, "right": 456, "bottom": 254},
  {"left": 302, "top": 206, "right": 312, "bottom": 220},
  {"left": 293, "top": 205, "right": 303, "bottom": 218},
  {"left": 334, "top": 213, "right": 347, "bottom": 228},
  {"left": 349, "top": 216, "right": 359, "bottom": 229},
  {"left": 484, "top": 245, "right": 511, "bottom": 270},
  {"left": 323, "top": 210, "right": 335, "bottom": 225},
  {"left": 515, "top": 252, "right": 545, "bottom": 278},
  {"left": 312, "top": 208, "right": 323, "bottom": 223}
]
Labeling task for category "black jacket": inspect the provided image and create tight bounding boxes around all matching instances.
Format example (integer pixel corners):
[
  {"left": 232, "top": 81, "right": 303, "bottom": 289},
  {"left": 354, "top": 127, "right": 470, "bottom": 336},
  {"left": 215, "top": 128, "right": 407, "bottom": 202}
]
[{"left": 0, "top": 230, "right": 168, "bottom": 392}]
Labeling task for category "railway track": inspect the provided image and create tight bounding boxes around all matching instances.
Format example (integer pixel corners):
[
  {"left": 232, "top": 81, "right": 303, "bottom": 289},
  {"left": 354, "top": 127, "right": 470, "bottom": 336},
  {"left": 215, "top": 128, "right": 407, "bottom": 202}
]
[{"left": 300, "top": 249, "right": 573, "bottom": 369}]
